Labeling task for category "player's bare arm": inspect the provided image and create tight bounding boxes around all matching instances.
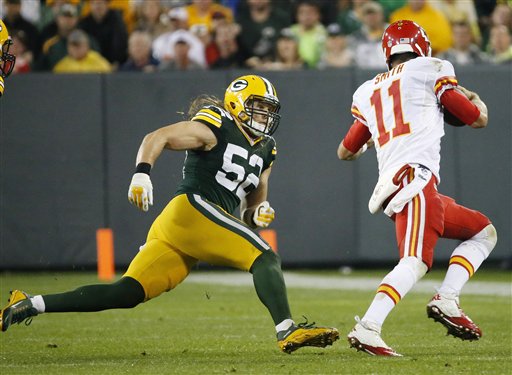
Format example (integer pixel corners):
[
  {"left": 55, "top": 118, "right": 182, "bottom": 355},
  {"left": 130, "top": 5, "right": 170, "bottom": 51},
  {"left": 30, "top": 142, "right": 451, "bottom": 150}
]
[
  {"left": 241, "top": 167, "right": 275, "bottom": 228},
  {"left": 337, "top": 140, "right": 373, "bottom": 161},
  {"left": 136, "top": 121, "right": 218, "bottom": 166},
  {"left": 128, "top": 121, "right": 218, "bottom": 212},
  {"left": 457, "top": 86, "right": 488, "bottom": 128},
  {"left": 337, "top": 142, "right": 357, "bottom": 160}
]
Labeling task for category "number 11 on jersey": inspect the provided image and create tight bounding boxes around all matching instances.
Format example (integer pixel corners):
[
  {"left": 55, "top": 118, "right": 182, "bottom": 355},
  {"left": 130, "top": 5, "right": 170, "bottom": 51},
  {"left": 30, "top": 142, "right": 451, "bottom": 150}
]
[{"left": 370, "top": 79, "right": 411, "bottom": 147}]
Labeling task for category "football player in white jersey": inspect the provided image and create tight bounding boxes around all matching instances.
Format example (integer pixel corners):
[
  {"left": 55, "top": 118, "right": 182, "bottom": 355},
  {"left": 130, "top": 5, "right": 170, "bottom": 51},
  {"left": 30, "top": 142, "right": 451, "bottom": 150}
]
[{"left": 337, "top": 20, "right": 497, "bottom": 356}]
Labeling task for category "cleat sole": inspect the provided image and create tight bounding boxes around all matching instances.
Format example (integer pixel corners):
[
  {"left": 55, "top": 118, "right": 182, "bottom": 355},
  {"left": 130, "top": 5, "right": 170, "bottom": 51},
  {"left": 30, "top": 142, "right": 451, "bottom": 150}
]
[
  {"left": 347, "top": 336, "right": 401, "bottom": 357},
  {"left": 427, "top": 306, "right": 480, "bottom": 341}
]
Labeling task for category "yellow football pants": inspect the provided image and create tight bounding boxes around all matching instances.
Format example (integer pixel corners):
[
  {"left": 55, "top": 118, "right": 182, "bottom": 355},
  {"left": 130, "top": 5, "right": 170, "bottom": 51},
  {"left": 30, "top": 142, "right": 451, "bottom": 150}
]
[{"left": 124, "top": 193, "right": 270, "bottom": 300}]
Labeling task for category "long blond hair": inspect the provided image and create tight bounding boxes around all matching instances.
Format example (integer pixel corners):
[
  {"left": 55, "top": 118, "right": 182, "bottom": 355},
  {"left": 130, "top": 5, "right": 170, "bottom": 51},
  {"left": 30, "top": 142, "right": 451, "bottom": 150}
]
[{"left": 187, "top": 94, "right": 224, "bottom": 120}]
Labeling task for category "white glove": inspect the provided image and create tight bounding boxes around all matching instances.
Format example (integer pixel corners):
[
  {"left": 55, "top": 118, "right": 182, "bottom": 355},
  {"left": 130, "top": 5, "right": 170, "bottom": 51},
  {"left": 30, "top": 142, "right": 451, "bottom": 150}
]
[
  {"left": 252, "top": 201, "right": 275, "bottom": 228},
  {"left": 128, "top": 173, "right": 153, "bottom": 212}
]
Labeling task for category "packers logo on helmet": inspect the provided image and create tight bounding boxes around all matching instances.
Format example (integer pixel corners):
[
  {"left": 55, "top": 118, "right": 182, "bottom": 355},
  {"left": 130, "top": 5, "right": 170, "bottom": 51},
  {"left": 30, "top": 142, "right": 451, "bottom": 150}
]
[
  {"left": 224, "top": 75, "right": 281, "bottom": 136},
  {"left": 230, "top": 79, "right": 249, "bottom": 92},
  {"left": 0, "top": 20, "right": 15, "bottom": 78}
]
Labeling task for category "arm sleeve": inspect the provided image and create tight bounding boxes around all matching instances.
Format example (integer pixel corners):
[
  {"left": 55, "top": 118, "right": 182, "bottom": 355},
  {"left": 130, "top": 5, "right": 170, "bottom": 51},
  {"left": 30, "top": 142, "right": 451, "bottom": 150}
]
[
  {"left": 341, "top": 120, "right": 372, "bottom": 153},
  {"left": 440, "top": 89, "right": 481, "bottom": 125}
]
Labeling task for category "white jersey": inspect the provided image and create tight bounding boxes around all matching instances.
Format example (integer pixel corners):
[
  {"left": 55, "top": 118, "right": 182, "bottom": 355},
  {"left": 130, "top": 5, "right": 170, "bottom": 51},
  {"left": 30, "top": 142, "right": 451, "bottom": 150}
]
[{"left": 351, "top": 57, "right": 458, "bottom": 183}]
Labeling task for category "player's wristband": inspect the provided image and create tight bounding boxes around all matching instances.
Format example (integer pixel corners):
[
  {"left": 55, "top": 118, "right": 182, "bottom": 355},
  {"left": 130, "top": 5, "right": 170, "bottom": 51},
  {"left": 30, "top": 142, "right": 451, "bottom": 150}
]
[
  {"left": 360, "top": 144, "right": 368, "bottom": 154},
  {"left": 135, "top": 162, "right": 152, "bottom": 175}
]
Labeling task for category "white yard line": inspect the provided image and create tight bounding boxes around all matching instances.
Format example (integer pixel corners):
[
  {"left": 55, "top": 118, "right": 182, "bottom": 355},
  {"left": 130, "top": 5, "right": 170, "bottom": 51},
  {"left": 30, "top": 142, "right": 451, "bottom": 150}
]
[{"left": 187, "top": 271, "right": 511, "bottom": 297}]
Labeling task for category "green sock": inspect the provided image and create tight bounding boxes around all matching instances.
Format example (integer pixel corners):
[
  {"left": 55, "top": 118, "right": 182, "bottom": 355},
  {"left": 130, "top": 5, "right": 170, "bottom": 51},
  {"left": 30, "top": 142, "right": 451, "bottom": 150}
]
[
  {"left": 251, "top": 251, "right": 292, "bottom": 325},
  {"left": 43, "top": 277, "right": 145, "bottom": 312}
]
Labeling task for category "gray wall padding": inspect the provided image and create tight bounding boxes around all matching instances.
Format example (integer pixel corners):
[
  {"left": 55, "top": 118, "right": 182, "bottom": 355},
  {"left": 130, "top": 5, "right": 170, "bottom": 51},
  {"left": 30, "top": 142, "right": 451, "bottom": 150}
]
[{"left": 0, "top": 75, "right": 104, "bottom": 268}]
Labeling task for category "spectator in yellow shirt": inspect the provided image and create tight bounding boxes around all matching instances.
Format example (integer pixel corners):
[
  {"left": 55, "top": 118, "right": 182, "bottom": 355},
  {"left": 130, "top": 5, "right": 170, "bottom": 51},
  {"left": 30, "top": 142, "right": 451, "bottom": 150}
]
[
  {"left": 390, "top": 0, "right": 453, "bottom": 54},
  {"left": 430, "top": 0, "right": 482, "bottom": 46},
  {"left": 53, "top": 29, "right": 112, "bottom": 73},
  {"left": 185, "top": 0, "right": 233, "bottom": 37}
]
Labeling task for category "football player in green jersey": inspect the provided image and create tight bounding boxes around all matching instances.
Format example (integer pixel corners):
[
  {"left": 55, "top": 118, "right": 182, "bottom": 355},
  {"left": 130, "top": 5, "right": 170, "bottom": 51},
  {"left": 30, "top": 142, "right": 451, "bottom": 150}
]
[{"left": 1, "top": 75, "right": 339, "bottom": 353}]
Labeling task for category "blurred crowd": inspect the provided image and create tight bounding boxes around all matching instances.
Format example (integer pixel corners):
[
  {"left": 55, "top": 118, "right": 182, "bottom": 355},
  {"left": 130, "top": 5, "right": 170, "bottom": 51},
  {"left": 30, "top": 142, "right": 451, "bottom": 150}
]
[{"left": 1, "top": 0, "right": 511, "bottom": 74}]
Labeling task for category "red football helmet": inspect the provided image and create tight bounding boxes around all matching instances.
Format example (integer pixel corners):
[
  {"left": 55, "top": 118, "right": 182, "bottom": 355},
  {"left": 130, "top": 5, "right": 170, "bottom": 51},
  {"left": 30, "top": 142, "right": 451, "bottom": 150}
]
[{"left": 381, "top": 20, "right": 431, "bottom": 69}]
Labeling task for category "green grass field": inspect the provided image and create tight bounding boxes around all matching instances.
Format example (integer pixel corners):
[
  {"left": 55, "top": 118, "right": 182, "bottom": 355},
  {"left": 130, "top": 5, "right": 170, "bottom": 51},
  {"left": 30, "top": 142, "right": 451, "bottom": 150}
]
[{"left": 0, "top": 270, "right": 510, "bottom": 374}]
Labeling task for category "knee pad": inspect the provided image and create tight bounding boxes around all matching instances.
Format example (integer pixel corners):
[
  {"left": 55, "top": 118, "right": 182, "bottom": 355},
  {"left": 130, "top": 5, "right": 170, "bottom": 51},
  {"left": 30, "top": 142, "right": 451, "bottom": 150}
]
[
  {"left": 398, "top": 256, "right": 428, "bottom": 282},
  {"left": 470, "top": 224, "right": 497, "bottom": 258}
]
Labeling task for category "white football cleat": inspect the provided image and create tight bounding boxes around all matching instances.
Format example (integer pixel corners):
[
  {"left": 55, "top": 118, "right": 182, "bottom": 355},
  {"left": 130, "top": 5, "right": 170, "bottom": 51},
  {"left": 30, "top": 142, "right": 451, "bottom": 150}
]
[
  {"left": 427, "top": 293, "right": 482, "bottom": 341},
  {"left": 347, "top": 317, "right": 402, "bottom": 357}
]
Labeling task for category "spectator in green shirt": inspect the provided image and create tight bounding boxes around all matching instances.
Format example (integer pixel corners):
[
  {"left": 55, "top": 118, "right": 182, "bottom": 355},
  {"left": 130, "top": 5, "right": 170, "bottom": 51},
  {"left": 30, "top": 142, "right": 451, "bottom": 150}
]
[{"left": 290, "top": 0, "right": 327, "bottom": 68}]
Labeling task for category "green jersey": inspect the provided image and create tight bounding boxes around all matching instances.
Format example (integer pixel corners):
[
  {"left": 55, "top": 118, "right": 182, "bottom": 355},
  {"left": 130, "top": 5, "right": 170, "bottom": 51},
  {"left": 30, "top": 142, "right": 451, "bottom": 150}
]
[{"left": 175, "top": 105, "right": 277, "bottom": 215}]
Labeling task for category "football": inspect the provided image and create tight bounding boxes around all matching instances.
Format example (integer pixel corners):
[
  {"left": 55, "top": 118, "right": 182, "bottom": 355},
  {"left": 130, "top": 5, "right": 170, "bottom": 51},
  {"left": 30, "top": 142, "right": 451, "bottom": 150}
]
[{"left": 443, "top": 108, "right": 466, "bottom": 127}]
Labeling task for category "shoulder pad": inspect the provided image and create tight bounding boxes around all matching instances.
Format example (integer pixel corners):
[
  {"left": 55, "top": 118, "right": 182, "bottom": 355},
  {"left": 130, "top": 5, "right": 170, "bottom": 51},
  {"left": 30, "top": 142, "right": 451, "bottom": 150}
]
[
  {"left": 204, "top": 105, "right": 234, "bottom": 121},
  {"left": 408, "top": 56, "right": 452, "bottom": 74},
  {"left": 192, "top": 106, "right": 224, "bottom": 128}
]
